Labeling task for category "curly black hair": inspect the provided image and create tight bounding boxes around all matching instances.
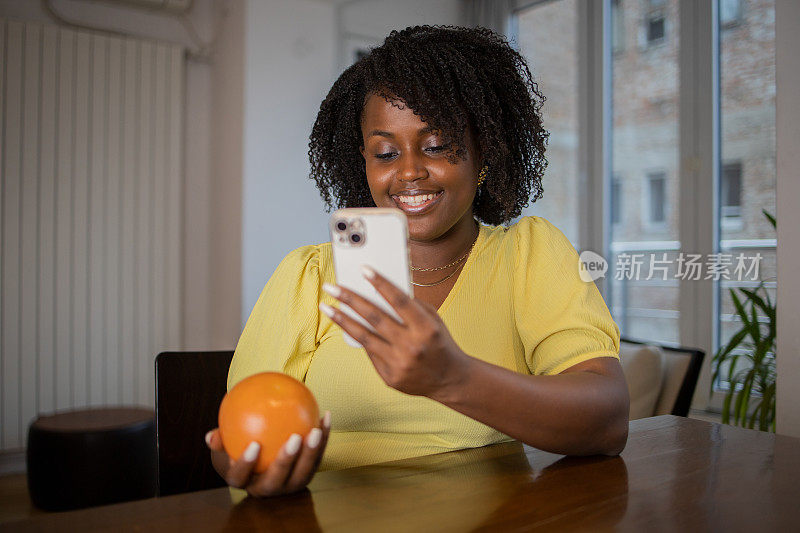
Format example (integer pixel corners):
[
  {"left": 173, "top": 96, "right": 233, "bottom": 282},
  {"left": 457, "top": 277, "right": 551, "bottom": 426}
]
[{"left": 308, "top": 25, "right": 548, "bottom": 225}]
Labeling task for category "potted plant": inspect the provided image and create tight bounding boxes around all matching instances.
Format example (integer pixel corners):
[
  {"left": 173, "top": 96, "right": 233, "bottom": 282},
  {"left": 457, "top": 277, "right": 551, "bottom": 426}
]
[{"left": 711, "top": 210, "right": 776, "bottom": 432}]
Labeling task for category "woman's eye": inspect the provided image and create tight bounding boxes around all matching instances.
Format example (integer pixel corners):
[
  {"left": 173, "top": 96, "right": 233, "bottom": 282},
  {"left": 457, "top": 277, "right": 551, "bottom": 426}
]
[
  {"left": 375, "top": 152, "right": 397, "bottom": 160},
  {"left": 424, "top": 144, "right": 449, "bottom": 154}
]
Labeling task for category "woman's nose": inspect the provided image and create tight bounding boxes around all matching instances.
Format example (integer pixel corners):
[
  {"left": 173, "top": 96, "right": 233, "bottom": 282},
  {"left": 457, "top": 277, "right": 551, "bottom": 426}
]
[{"left": 397, "top": 153, "right": 428, "bottom": 182}]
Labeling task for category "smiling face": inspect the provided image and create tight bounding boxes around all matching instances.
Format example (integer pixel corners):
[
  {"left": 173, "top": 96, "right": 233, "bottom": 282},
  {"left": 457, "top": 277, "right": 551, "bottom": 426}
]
[{"left": 359, "top": 92, "right": 481, "bottom": 243}]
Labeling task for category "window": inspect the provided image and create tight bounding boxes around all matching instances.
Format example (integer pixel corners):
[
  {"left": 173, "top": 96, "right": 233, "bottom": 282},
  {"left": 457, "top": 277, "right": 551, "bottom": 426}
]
[
  {"left": 515, "top": 0, "right": 579, "bottom": 245},
  {"left": 612, "top": 0, "right": 625, "bottom": 54},
  {"left": 716, "top": 0, "right": 776, "bottom": 395},
  {"left": 720, "top": 0, "right": 743, "bottom": 27},
  {"left": 721, "top": 162, "right": 742, "bottom": 219},
  {"left": 647, "top": 172, "right": 666, "bottom": 224},
  {"left": 609, "top": 0, "right": 679, "bottom": 344},
  {"left": 513, "top": 0, "right": 776, "bottom": 401},
  {"left": 646, "top": 13, "right": 666, "bottom": 44},
  {"left": 611, "top": 177, "right": 622, "bottom": 225}
]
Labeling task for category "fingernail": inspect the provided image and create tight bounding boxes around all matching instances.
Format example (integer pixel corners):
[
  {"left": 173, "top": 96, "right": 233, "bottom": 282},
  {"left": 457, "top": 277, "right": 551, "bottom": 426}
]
[
  {"left": 307, "top": 428, "right": 322, "bottom": 449},
  {"left": 243, "top": 441, "right": 260, "bottom": 462},
  {"left": 361, "top": 265, "right": 376, "bottom": 279},
  {"left": 285, "top": 433, "right": 302, "bottom": 456},
  {"left": 322, "top": 283, "right": 341, "bottom": 298},
  {"left": 319, "top": 302, "right": 336, "bottom": 318},
  {"left": 323, "top": 410, "right": 331, "bottom": 430},
  {"left": 205, "top": 431, "right": 213, "bottom": 446}
]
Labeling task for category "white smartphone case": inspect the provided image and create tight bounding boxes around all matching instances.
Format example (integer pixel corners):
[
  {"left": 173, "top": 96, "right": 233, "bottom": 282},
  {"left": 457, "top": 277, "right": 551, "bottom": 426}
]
[{"left": 329, "top": 208, "right": 412, "bottom": 348}]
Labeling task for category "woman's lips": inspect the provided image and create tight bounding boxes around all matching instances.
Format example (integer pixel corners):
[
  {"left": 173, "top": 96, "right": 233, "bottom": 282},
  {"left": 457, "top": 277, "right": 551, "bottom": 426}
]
[{"left": 391, "top": 191, "right": 443, "bottom": 215}]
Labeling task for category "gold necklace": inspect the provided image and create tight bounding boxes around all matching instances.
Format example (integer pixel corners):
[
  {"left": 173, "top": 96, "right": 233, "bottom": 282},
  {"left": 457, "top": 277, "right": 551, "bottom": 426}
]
[
  {"left": 410, "top": 236, "right": 477, "bottom": 287},
  {"left": 411, "top": 247, "right": 469, "bottom": 272},
  {"left": 411, "top": 266, "right": 463, "bottom": 287}
]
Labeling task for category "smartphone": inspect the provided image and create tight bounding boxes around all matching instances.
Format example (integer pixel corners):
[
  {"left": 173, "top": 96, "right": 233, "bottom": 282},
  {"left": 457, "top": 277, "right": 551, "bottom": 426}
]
[{"left": 329, "top": 208, "right": 412, "bottom": 348}]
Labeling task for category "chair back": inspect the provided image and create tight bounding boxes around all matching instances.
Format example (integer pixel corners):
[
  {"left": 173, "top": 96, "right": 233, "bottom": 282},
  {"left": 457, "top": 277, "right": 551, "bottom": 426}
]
[
  {"left": 620, "top": 337, "right": 705, "bottom": 417},
  {"left": 619, "top": 342, "right": 664, "bottom": 419},
  {"left": 155, "top": 350, "right": 233, "bottom": 496}
]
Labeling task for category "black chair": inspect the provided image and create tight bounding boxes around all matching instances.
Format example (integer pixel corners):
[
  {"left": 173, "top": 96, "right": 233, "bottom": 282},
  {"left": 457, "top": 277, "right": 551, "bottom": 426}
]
[
  {"left": 154, "top": 350, "right": 233, "bottom": 496},
  {"left": 620, "top": 336, "right": 705, "bottom": 417}
]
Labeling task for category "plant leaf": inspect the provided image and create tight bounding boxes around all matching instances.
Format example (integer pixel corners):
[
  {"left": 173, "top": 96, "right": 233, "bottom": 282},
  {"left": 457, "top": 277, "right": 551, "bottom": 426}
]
[
  {"left": 733, "top": 377, "right": 746, "bottom": 425},
  {"left": 714, "top": 328, "right": 749, "bottom": 364},
  {"left": 722, "top": 391, "right": 733, "bottom": 425},
  {"left": 740, "top": 287, "right": 773, "bottom": 323},
  {"left": 738, "top": 368, "right": 757, "bottom": 427},
  {"left": 759, "top": 383, "right": 776, "bottom": 431},
  {"left": 726, "top": 353, "right": 744, "bottom": 389},
  {"left": 748, "top": 402, "right": 759, "bottom": 429},
  {"left": 712, "top": 328, "right": 750, "bottom": 396},
  {"left": 730, "top": 291, "right": 758, "bottom": 342},
  {"left": 763, "top": 209, "right": 776, "bottom": 229},
  {"left": 749, "top": 298, "right": 762, "bottom": 345},
  {"left": 714, "top": 241, "right": 777, "bottom": 432}
]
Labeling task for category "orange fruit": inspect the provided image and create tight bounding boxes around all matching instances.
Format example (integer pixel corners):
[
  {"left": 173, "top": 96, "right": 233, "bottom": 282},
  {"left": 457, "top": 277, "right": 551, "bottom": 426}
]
[{"left": 218, "top": 372, "right": 319, "bottom": 473}]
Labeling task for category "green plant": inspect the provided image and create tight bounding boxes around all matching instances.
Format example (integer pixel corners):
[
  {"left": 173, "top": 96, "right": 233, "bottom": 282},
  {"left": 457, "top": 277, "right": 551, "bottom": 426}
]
[{"left": 711, "top": 209, "right": 776, "bottom": 432}]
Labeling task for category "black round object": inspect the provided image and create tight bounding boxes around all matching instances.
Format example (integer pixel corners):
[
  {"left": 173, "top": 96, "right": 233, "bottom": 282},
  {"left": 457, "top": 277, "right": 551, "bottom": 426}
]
[{"left": 26, "top": 407, "right": 157, "bottom": 511}]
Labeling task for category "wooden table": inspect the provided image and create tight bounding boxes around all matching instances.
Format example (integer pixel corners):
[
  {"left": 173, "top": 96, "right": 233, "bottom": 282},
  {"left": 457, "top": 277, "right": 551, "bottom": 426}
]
[{"left": 5, "top": 416, "right": 800, "bottom": 531}]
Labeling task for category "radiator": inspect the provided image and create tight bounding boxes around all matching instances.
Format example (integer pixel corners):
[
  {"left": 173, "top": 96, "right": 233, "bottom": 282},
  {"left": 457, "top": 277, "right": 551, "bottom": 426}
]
[{"left": 1, "top": 18, "right": 184, "bottom": 450}]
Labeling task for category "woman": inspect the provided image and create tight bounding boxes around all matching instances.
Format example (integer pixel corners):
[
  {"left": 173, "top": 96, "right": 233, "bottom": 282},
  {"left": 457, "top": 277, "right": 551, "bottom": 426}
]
[{"left": 206, "top": 25, "right": 629, "bottom": 498}]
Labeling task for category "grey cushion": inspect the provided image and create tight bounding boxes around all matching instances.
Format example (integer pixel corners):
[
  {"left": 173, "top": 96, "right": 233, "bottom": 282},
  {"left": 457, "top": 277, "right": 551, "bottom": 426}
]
[
  {"left": 619, "top": 342, "right": 664, "bottom": 420},
  {"left": 653, "top": 350, "right": 692, "bottom": 415}
]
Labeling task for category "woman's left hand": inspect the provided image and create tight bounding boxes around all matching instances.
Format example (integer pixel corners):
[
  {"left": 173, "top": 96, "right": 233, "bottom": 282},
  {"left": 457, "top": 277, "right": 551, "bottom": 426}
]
[{"left": 319, "top": 266, "right": 470, "bottom": 399}]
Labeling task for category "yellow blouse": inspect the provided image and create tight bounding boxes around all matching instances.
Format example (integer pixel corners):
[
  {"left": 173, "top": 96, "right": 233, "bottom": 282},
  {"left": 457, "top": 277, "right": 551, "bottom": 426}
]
[{"left": 228, "top": 216, "right": 620, "bottom": 471}]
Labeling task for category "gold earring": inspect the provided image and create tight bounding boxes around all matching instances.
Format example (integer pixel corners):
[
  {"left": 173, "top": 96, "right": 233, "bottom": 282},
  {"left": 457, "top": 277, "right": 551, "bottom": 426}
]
[{"left": 477, "top": 166, "right": 488, "bottom": 187}]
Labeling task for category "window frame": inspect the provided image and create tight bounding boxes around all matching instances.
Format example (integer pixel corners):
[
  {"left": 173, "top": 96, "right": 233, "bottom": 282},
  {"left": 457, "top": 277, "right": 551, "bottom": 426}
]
[
  {"left": 514, "top": 0, "right": 754, "bottom": 410},
  {"left": 644, "top": 170, "right": 669, "bottom": 227},
  {"left": 720, "top": 161, "right": 743, "bottom": 229},
  {"left": 645, "top": 10, "right": 667, "bottom": 46},
  {"left": 602, "top": 0, "right": 719, "bottom": 410},
  {"left": 720, "top": 0, "right": 743, "bottom": 28},
  {"left": 611, "top": 0, "right": 625, "bottom": 54},
  {"left": 611, "top": 175, "right": 623, "bottom": 226}
]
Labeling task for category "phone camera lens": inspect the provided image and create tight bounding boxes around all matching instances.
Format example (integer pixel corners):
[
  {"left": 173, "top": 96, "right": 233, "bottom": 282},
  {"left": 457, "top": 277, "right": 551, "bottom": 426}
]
[
  {"left": 336, "top": 221, "right": 347, "bottom": 232},
  {"left": 350, "top": 233, "right": 362, "bottom": 244}
]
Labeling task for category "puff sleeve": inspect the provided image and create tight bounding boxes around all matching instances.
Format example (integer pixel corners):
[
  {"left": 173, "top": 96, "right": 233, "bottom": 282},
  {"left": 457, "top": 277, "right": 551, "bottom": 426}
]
[
  {"left": 512, "top": 217, "right": 620, "bottom": 375},
  {"left": 227, "top": 245, "right": 323, "bottom": 390}
]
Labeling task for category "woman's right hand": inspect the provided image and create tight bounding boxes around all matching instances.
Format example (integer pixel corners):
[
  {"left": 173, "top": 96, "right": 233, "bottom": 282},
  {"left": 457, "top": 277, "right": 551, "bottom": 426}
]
[{"left": 205, "top": 411, "right": 331, "bottom": 497}]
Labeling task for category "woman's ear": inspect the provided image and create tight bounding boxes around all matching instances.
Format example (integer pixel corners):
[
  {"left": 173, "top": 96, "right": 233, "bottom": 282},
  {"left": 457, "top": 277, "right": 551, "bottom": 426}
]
[{"left": 359, "top": 145, "right": 366, "bottom": 159}]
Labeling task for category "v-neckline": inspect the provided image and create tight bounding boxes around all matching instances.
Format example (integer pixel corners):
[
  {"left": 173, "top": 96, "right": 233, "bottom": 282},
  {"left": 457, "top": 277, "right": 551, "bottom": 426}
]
[{"left": 434, "top": 222, "right": 487, "bottom": 316}]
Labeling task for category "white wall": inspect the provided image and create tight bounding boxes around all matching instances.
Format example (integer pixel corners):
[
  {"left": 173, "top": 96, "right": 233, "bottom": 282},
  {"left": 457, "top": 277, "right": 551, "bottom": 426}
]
[
  {"left": 340, "top": 0, "right": 461, "bottom": 37},
  {"left": 241, "top": 0, "right": 337, "bottom": 320},
  {"left": 338, "top": 0, "right": 463, "bottom": 69},
  {"left": 240, "top": 0, "right": 463, "bottom": 322},
  {"left": 207, "top": 0, "right": 245, "bottom": 349},
  {"left": 775, "top": 0, "right": 800, "bottom": 438},
  {"left": 0, "top": 0, "right": 466, "bottom": 355}
]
